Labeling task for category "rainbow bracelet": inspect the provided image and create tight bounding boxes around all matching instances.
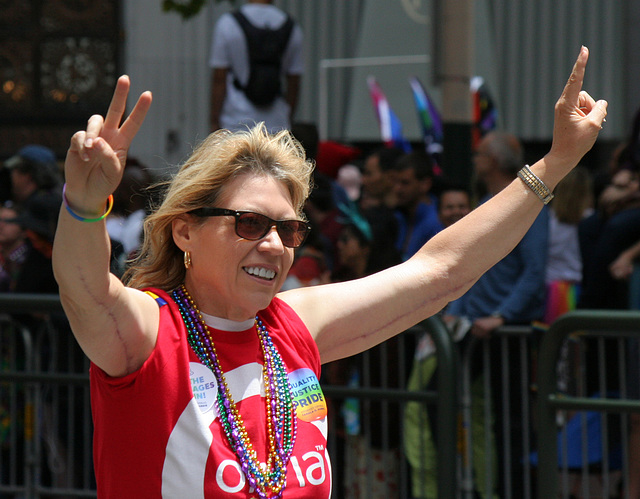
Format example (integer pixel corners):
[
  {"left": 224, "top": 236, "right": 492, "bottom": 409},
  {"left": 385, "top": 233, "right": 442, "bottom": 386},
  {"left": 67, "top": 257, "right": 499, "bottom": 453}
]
[{"left": 62, "top": 184, "right": 114, "bottom": 223}]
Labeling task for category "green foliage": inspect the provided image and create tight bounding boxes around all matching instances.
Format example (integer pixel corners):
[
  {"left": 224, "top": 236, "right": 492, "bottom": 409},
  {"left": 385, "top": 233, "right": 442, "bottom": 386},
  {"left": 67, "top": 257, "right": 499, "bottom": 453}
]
[{"left": 162, "top": 0, "right": 229, "bottom": 19}]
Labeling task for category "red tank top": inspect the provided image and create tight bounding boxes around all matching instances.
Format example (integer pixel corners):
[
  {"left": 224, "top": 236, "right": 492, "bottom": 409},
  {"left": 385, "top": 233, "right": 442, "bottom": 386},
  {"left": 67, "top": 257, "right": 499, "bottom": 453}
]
[{"left": 90, "top": 288, "right": 331, "bottom": 498}]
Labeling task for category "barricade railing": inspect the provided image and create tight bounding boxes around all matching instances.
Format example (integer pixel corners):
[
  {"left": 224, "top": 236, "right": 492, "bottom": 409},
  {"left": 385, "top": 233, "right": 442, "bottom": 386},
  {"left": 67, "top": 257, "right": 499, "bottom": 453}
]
[
  {"left": 322, "top": 318, "right": 540, "bottom": 499},
  {"left": 0, "top": 293, "right": 95, "bottom": 499},
  {"left": 322, "top": 315, "right": 458, "bottom": 499},
  {"left": 328, "top": 313, "right": 640, "bottom": 499},
  {"left": 536, "top": 310, "right": 640, "bottom": 499},
  {"left": 457, "top": 324, "right": 537, "bottom": 499},
  {"left": 16, "top": 296, "right": 640, "bottom": 498},
  {"left": 0, "top": 315, "right": 34, "bottom": 498},
  {"left": 1, "top": 296, "right": 461, "bottom": 499}
]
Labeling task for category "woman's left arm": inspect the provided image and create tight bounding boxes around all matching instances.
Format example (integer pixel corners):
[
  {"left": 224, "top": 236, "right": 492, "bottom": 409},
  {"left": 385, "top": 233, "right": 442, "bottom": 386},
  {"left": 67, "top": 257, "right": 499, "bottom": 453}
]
[{"left": 279, "top": 46, "right": 607, "bottom": 363}]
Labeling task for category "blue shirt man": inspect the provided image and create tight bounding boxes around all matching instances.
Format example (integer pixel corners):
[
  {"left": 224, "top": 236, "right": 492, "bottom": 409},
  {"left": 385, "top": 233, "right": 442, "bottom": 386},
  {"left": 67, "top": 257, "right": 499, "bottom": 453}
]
[
  {"left": 447, "top": 199, "right": 548, "bottom": 325},
  {"left": 393, "top": 150, "right": 442, "bottom": 261},
  {"left": 394, "top": 198, "right": 442, "bottom": 261},
  {"left": 446, "top": 131, "right": 548, "bottom": 335}
]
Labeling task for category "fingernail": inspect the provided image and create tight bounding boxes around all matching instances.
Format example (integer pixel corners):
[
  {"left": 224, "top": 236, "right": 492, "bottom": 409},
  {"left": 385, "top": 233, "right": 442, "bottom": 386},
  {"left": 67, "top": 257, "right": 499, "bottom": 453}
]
[{"left": 85, "top": 138, "right": 93, "bottom": 148}]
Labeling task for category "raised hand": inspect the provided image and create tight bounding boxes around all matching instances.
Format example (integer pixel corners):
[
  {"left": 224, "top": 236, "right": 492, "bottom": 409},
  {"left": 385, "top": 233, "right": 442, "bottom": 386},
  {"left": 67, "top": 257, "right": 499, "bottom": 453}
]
[
  {"left": 548, "top": 46, "right": 608, "bottom": 168},
  {"left": 64, "top": 75, "right": 152, "bottom": 216}
]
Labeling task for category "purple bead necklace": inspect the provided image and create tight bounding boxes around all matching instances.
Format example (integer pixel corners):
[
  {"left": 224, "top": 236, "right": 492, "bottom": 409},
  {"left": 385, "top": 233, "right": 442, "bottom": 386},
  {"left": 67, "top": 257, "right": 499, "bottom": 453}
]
[{"left": 172, "top": 285, "right": 297, "bottom": 498}]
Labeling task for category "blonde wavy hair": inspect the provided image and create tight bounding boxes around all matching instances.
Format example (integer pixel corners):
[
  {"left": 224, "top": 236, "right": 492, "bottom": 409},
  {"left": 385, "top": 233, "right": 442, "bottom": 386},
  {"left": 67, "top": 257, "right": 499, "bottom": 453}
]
[
  {"left": 552, "top": 166, "right": 593, "bottom": 224},
  {"left": 123, "top": 123, "right": 314, "bottom": 291}
]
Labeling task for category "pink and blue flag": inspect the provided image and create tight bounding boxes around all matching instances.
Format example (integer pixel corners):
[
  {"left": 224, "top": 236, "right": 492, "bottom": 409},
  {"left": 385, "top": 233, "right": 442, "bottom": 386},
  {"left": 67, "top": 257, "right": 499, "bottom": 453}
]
[{"left": 367, "top": 76, "right": 411, "bottom": 152}]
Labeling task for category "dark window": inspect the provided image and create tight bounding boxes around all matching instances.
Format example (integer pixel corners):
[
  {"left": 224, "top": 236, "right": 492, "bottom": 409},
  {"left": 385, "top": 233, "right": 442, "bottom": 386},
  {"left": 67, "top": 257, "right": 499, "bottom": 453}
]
[{"left": 0, "top": 0, "right": 121, "bottom": 157}]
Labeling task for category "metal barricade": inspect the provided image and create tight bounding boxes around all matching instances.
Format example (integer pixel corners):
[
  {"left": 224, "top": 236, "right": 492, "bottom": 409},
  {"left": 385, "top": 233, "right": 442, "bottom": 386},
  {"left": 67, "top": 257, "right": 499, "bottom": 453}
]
[
  {"left": 322, "top": 319, "right": 540, "bottom": 499},
  {"left": 458, "top": 325, "right": 537, "bottom": 499},
  {"left": 323, "top": 316, "right": 458, "bottom": 499},
  {"left": 0, "top": 294, "right": 96, "bottom": 499},
  {"left": 1, "top": 296, "right": 460, "bottom": 499},
  {"left": 537, "top": 310, "right": 640, "bottom": 499},
  {"left": 0, "top": 314, "right": 34, "bottom": 498},
  {"left": 13, "top": 294, "right": 640, "bottom": 499},
  {"left": 322, "top": 312, "right": 640, "bottom": 499}
]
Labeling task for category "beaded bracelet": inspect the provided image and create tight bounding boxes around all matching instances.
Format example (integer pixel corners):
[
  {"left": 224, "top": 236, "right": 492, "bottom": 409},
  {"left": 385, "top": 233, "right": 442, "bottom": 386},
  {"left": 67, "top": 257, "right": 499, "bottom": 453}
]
[
  {"left": 62, "top": 183, "right": 114, "bottom": 222},
  {"left": 517, "top": 165, "right": 554, "bottom": 205}
]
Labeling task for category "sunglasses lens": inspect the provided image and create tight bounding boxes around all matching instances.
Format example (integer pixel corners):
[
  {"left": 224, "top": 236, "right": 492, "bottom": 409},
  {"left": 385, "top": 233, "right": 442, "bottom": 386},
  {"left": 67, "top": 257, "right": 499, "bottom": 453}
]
[
  {"left": 278, "top": 221, "right": 309, "bottom": 248},
  {"left": 236, "top": 212, "right": 309, "bottom": 248},
  {"left": 236, "top": 213, "right": 270, "bottom": 240}
]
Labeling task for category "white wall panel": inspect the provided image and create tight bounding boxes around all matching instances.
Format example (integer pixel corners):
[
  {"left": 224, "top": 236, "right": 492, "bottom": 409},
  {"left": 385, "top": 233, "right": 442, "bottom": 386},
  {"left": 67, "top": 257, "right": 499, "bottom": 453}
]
[
  {"left": 122, "top": 0, "right": 215, "bottom": 173},
  {"left": 491, "top": 0, "right": 624, "bottom": 140},
  {"left": 121, "top": 0, "right": 626, "bottom": 174},
  {"left": 123, "top": 0, "right": 363, "bottom": 172}
]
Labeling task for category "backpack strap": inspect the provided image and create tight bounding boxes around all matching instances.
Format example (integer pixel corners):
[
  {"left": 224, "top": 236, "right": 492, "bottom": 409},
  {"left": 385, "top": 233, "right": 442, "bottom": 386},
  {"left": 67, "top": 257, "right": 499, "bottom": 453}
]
[{"left": 231, "top": 10, "right": 295, "bottom": 91}]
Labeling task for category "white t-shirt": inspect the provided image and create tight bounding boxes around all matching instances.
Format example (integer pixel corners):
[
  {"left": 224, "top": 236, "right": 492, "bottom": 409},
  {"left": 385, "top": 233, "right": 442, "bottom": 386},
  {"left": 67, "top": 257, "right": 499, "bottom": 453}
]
[
  {"left": 209, "top": 4, "right": 304, "bottom": 132},
  {"left": 545, "top": 209, "right": 583, "bottom": 284},
  {"left": 106, "top": 209, "right": 145, "bottom": 255}
]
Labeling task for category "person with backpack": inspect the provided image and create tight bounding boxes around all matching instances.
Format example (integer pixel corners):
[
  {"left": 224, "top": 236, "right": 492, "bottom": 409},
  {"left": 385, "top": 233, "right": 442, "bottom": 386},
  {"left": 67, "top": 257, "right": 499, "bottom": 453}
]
[{"left": 209, "top": 0, "right": 304, "bottom": 133}]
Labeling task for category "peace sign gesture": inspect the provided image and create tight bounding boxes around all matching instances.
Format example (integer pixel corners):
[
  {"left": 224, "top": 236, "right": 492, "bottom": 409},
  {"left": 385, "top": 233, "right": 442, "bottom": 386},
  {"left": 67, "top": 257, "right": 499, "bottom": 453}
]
[{"left": 64, "top": 75, "right": 152, "bottom": 217}]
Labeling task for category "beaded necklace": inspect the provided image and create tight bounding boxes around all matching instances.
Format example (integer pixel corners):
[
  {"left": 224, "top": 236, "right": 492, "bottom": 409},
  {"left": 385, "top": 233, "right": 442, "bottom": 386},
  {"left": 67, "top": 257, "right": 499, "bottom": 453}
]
[{"left": 171, "top": 285, "right": 297, "bottom": 498}]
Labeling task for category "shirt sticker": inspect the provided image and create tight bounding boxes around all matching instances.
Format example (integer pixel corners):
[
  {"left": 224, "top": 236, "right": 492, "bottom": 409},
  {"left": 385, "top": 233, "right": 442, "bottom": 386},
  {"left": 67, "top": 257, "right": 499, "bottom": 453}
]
[
  {"left": 190, "top": 362, "right": 219, "bottom": 415},
  {"left": 289, "top": 368, "right": 327, "bottom": 422}
]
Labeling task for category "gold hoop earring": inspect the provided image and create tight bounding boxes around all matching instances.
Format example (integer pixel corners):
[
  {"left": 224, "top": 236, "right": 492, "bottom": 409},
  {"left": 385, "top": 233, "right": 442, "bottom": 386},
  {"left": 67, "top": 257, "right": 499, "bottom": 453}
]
[{"left": 184, "top": 251, "right": 192, "bottom": 270}]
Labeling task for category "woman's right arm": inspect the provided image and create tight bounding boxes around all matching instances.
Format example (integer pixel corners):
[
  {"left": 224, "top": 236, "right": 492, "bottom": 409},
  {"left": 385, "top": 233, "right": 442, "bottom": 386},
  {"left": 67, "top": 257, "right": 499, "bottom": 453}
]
[{"left": 52, "top": 76, "right": 158, "bottom": 378}]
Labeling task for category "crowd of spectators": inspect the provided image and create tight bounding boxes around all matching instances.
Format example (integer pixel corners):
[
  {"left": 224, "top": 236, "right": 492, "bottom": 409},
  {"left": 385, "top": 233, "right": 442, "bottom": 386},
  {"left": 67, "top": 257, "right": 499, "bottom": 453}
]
[
  {"left": 279, "top": 114, "right": 640, "bottom": 497},
  {"left": 0, "top": 143, "right": 155, "bottom": 490}
]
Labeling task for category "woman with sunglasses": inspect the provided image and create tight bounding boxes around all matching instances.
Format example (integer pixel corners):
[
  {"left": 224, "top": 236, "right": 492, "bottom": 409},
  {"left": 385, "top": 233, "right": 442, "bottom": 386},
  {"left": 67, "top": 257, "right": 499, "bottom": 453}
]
[{"left": 52, "top": 46, "right": 606, "bottom": 498}]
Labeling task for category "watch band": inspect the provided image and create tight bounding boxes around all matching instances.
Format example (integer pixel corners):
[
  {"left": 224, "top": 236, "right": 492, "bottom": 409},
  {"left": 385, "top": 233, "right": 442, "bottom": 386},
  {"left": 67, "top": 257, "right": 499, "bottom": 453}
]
[{"left": 517, "top": 164, "right": 554, "bottom": 205}]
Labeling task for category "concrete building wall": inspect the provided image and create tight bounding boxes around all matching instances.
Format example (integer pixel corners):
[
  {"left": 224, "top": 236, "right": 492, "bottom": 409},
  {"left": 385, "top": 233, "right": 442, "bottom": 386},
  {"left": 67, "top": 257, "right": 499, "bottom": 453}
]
[{"left": 122, "top": 0, "right": 630, "bottom": 172}]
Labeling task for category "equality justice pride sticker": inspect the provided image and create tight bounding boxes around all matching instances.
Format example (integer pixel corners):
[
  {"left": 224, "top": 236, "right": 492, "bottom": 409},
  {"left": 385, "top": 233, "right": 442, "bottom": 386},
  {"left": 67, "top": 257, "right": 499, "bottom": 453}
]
[{"left": 289, "top": 368, "right": 327, "bottom": 422}]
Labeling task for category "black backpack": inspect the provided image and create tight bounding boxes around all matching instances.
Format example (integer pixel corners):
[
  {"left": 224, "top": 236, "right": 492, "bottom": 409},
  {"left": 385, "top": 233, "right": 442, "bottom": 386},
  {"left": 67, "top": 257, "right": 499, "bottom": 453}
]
[{"left": 232, "top": 10, "right": 295, "bottom": 107}]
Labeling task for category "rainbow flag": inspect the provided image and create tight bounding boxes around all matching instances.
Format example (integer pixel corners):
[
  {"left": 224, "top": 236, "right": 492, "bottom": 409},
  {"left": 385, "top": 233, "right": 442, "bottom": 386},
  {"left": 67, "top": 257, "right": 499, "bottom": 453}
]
[
  {"left": 367, "top": 76, "right": 411, "bottom": 152},
  {"left": 409, "top": 76, "right": 443, "bottom": 155},
  {"left": 544, "top": 281, "right": 580, "bottom": 325},
  {"left": 470, "top": 76, "right": 498, "bottom": 149}
]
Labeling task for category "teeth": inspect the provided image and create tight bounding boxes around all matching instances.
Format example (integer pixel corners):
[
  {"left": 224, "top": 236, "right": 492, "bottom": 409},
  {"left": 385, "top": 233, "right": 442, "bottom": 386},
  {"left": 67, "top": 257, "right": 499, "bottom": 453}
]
[{"left": 245, "top": 267, "right": 276, "bottom": 280}]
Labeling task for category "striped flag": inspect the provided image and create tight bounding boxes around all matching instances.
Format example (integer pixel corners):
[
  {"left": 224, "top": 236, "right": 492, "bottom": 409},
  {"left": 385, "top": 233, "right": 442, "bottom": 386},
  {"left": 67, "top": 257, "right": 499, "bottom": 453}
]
[
  {"left": 367, "top": 76, "right": 411, "bottom": 152},
  {"left": 409, "top": 76, "right": 443, "bottom": 173},
  {"left": 409, "top": 76, "right": 443, "bottom": 153},
  {"left": 470, "top": 76, "right": 498, "bottom": 149}
]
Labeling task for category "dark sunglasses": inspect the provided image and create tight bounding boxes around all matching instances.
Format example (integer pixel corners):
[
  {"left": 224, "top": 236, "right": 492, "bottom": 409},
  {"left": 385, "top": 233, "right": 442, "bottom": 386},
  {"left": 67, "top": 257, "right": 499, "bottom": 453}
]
[{"left": 189, "top": 207, "right": 311, "bottom": 248}]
